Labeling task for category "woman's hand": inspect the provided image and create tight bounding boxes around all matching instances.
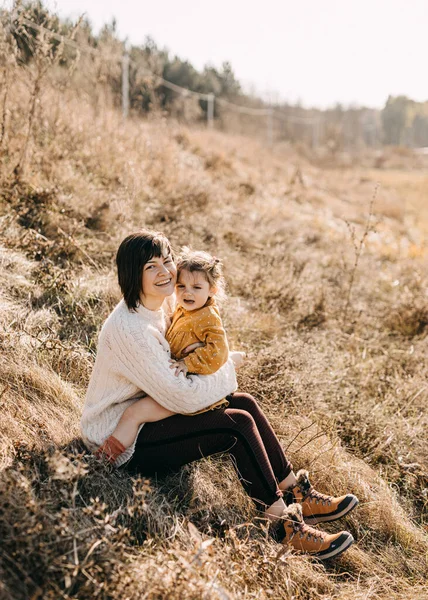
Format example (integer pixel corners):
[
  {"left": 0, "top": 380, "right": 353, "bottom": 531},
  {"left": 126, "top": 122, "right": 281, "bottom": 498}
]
[
  {"left": 230, "top": 351, "right": 246, "bottom": 369},
  {"left": 169, "top": 359, "right": 189, "bottom": 377}
]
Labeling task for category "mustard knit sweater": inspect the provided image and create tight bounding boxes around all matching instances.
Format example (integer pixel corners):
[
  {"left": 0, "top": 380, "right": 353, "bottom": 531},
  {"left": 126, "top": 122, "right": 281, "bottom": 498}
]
[{"left": 166, "top": 298, "right": 229, "bottom": 375}]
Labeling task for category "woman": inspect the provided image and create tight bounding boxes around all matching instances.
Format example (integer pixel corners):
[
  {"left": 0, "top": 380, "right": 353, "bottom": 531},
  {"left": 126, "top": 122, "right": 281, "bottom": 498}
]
[{"left": 81, "top": 230, "right": 358, "bottom": 560}]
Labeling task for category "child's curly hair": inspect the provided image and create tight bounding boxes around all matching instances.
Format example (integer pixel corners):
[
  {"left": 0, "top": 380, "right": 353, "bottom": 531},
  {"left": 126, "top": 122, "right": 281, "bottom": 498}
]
[{"left": 176, "top": 247, "right": 227, "bottom": 302}]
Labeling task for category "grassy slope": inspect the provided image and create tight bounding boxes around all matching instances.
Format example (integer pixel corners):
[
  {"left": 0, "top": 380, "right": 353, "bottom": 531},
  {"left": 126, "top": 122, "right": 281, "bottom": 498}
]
[{"left": 1, "top": 81, "right": 428, "bottom": 599}]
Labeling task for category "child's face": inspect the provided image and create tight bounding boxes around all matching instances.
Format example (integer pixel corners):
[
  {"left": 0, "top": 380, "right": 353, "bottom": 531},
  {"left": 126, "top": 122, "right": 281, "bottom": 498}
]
[{"left": 175, "top": 269, "right": 216, "bottom": 311}]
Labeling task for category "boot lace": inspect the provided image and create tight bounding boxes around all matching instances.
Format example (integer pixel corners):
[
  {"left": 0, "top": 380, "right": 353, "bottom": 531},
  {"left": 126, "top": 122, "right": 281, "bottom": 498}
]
[
  {"left": 292, "top": 521, "right": 324, "bottom": 544},
  {"left": 306, "top": 487, "right": 333, "bottom": 506}
]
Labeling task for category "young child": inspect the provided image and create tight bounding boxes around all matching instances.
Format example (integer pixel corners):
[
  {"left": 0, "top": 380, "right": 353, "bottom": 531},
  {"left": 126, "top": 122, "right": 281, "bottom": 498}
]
[{"left": 96, "top": 248, "right": 244, "bottom": 463}]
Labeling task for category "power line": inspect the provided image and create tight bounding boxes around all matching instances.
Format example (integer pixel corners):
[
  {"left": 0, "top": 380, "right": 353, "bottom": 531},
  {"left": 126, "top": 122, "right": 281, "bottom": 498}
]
[
  {"left": 273, "top": 111, "right": 320, "bottom": 125},
  {"left": 217, "top": 97, "right": 270, "bottom": 116}
]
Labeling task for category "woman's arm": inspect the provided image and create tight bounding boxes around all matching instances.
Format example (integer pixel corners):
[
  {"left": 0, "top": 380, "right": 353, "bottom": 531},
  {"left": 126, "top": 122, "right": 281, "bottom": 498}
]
[{"left": 110, "top": 312, "right": 237, "bottom": 414}]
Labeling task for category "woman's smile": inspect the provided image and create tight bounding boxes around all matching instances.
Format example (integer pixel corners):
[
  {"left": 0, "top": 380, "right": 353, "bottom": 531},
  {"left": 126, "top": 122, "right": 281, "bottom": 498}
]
[{"left": 155, "top": 278, "right": 173, "bottom": 287}]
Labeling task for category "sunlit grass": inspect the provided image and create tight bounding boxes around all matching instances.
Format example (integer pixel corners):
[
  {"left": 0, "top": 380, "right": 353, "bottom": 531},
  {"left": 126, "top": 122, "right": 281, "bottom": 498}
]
[{"left": 1, "top": 18, "right": 428, "bottom": 599}]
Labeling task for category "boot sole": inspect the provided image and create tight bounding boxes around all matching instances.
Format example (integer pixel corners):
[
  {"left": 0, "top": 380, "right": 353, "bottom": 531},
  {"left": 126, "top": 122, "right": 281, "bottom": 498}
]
[
  {"left": 314, "top": 532, "right": 354, "bottom": 560},
  {"left": 304, "top": 496, "right": 359, "bottom": 525}
]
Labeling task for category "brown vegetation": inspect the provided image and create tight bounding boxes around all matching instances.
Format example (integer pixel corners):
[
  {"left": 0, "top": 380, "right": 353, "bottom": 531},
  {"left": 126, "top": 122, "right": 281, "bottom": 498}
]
[{"left": 1, "top": 11, "right": 428, "bottom": 600}]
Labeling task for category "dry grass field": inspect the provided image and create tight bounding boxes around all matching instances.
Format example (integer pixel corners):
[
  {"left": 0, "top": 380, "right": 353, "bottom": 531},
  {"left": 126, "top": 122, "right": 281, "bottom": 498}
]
[{"left": 1, "top": 59, "right": 428, "bottom": 598}]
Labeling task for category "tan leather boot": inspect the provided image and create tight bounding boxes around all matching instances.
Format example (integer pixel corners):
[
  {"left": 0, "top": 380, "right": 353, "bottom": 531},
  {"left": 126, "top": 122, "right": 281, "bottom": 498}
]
[
  {"left": 276, "top": 504, "right": 354, "bottom": 560},
  {"left": 286, "top": 470, "right": 359, "bottom": 525}
]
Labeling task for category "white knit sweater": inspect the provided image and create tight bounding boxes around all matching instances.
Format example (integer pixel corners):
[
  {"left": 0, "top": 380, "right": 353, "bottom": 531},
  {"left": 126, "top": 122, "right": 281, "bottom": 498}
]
[{"left": 81, "top": 298, "right": 238, "bottom": 466}]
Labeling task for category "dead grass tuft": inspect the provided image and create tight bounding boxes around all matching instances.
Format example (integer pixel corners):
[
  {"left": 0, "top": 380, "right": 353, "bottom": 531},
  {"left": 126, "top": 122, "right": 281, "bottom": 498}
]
[{"left": 385, "top": 300, "right": 428, "bottom": 338}]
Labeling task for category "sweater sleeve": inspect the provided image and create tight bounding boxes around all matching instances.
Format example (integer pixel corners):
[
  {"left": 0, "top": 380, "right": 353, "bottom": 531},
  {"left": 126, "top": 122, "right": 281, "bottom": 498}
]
[
  {"left": 183, "top": 309, "right": 229, "bottom": 375},
  {"left": 110, "top": 312, "right": 237, "bottom": 414}
]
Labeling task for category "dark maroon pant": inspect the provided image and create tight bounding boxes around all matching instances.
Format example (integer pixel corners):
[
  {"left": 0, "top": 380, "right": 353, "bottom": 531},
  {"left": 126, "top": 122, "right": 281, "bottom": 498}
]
[{"left": 125, "top": 392, "right": 293, "bottom": 510}]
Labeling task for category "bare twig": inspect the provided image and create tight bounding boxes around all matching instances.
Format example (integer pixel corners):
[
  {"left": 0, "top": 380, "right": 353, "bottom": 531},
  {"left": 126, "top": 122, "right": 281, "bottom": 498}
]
[
  {"left": 284, "top": 421, "right": 316, "bottom": 452},
  {"left": 342, "top": 184, "right": 378, "bottom": 323},
  {"left": 12, "top": 16, "right": 65, "bottom": 178},
  {"left": 0, "top": 67, "right": 10, "bottom": 147}
]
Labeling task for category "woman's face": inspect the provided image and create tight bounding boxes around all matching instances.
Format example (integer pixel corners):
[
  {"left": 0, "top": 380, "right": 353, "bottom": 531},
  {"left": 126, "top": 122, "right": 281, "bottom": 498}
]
[{"left": 141, "top": 252, "right": 177, "bottom": 304}]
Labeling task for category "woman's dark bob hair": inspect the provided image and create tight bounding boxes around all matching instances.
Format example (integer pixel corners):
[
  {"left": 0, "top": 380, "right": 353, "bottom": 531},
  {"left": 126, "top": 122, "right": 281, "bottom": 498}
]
[{"left": 116, "top": 230, "right": 173, "bottom": 311}]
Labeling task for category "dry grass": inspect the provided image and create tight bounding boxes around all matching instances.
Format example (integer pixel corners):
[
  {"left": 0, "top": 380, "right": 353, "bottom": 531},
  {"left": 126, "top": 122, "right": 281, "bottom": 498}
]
[{"left": 1, "top": 18, "right": 428, "bottom": 599}]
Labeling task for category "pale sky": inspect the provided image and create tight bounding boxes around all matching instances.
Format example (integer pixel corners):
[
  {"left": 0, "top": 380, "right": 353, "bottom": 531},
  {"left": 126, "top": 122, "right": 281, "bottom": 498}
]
[{"left": 6, "top": 0, "right": 428, "bottom": 108}]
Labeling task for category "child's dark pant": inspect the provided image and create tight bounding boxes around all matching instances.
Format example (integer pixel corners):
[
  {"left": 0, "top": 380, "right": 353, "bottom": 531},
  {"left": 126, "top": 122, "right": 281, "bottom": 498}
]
[{"left": 125, "top": 392, "right": 293, "bottom": 510}]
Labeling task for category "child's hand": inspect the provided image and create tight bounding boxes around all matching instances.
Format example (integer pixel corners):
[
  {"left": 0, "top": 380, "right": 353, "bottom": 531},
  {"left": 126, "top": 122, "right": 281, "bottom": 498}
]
[
  {"left": 230, "top": 351, "right": 246, "bottom": 369},
  {"left": 169, "top": 359, "right": 189, "bottom": 377}
]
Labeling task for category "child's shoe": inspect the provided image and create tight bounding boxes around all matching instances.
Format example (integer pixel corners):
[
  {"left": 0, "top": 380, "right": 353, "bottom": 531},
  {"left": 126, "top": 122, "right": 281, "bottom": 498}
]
[
  {"left": 285, "top": 470, "right": 359, "bottom": 525},
  {"left": 94, "top": 435, "right": 126, "bottom": 464},
  {"left": 275, "top": 504, "right": 354, "bottom": 560}
]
